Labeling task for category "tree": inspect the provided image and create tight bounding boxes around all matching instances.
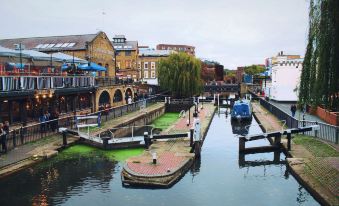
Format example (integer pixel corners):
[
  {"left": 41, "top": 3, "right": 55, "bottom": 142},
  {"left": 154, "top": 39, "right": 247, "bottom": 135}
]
[
  {"left": 299, "top": 0, "right": 339, "bottom": 111},
  {"left": 244, "top": 65, "right": 265, "bottom": 76},
  {"left": 158, "top": 53, "right": 203, "bottom": 98}
]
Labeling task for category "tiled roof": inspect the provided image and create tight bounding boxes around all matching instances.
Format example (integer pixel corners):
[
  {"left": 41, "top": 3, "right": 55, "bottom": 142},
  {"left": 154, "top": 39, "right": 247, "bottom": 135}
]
[
  {"left": 0, "top": 33, "right": 99, "bottom": 52},
  {"left": 112, "top": 40, "right": 138, "bottom": 51}
]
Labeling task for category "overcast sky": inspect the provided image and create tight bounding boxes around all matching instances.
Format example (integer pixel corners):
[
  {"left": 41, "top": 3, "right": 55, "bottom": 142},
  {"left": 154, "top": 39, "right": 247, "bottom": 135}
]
[{"left": 0, "top": 0, "right": 309, "bottom": 69}]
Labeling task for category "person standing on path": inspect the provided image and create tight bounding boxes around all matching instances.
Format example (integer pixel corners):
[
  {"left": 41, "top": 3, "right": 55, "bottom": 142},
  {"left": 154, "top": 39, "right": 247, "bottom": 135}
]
[
  {"left": 290, "top": 104, "right": 297, "bottom": 117},
  {"left": 0, "top": 123, "right": 7, "bottom": 153}
]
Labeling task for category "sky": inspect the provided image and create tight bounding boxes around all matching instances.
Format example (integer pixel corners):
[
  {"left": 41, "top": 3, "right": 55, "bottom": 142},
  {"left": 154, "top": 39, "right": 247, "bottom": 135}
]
[{"left": 0, "top": 0, "right": 309, "bottom": 70}]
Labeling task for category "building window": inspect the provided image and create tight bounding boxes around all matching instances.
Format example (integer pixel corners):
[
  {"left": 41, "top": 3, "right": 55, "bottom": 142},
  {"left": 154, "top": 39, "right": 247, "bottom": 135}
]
[
  {"left": 144, "top": 62, "right": 148, "bottom": 69},
  {"left": 144, "top": 71, "right": 148, "bottom": 78},
  {"left": 151, "top": 62, "right": 155, "bottom": 69},
  {"left": 151, "top": 71, "right": 155, "bottom": 78},
  {"left": 125, "top": 51, "right": 131, "bottom": 56},
  {"left": 105, "top": 64, "right": 109, "bottom": 76},
  {"left": 126, "top": 60, "right": 131, "bottom": 68},
  {"left": 137, "top": 61, "right": 141, "bottom": 69},
  {"left": 117, "top": 61, "right": 121, "bottom": 69}
]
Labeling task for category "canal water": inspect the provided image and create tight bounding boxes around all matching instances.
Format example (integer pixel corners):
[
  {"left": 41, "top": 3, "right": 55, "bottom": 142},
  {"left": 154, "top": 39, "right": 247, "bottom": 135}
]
[{"left": 0, "top": 108, "right": 319, "bottom": 206}]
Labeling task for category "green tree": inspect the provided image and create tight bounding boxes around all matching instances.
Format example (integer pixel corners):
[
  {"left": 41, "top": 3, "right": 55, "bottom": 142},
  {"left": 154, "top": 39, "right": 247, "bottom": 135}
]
[
  {"left": 158, "top": 53, "right": 202, "bottom": 98},
  {"left": 299, "top": 0, "right": 339, "bottom": 111},
  {"left": 244, "top": 65, "right": 265, "bottom": 76}
]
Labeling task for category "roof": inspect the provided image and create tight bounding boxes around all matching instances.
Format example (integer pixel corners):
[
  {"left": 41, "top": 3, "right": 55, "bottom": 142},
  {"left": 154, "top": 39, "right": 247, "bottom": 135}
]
[
  {"left": 139, "top": 48, "right": 174, "bottom": 57},
  {"left": 157, "top": 44, "right": 195, "bottom": 49},
  {"left": 113, "top": 35, "right": 126, "bottom": 39},
  {"left": 112, "top": 40, "right": 138, "bottom": 51},
  {"left": 0, "top": 33, "right": 100, "bottom": 52}
]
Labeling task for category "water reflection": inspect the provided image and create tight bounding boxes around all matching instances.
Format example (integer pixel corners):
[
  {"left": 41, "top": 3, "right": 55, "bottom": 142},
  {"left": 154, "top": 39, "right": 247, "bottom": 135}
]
[{"left": 0, "top": 156, "right": 116, "bottom": 206}]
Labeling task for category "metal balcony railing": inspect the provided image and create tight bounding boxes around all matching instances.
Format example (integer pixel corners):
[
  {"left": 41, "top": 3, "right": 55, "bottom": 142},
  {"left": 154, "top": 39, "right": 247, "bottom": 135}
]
[{"left": 0, "top": 76, "right": 95, "bottom": 91}]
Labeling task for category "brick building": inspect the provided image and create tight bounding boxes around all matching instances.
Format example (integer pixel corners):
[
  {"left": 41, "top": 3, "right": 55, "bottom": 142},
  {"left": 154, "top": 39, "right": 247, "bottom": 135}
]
[
  {"left": 0, "top": 31, "right": 116, "bottom": 77},
  {"left": 112, "top": 35, "right": 138, "bottom": 81},
  {"left": 156, "top": 44, "right": 195, "bottom": 56}
]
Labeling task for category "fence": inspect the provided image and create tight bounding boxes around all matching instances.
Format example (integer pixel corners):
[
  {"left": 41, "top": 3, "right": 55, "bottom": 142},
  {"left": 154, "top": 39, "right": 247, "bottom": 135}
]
[
  {"left": 0, "top": 96, "right": 159, "bottom": 152},
  {"left": 253, "top": 93, "right": 339, "bottom": 144}
]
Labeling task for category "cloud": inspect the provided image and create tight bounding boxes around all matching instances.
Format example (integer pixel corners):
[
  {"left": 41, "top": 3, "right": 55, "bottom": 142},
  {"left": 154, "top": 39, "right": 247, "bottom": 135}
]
[{"left": 0, "top": 0, "right": 309, "bottom": 69}]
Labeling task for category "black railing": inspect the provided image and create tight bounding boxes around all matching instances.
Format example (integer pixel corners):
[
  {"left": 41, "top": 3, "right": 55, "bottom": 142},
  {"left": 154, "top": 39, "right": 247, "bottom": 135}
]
[
  {"left": 0, "top": 96, "right": 160, "bottom": 153},
  {"left": 251, "top": 92, "right": 339, "bottom": 144}
]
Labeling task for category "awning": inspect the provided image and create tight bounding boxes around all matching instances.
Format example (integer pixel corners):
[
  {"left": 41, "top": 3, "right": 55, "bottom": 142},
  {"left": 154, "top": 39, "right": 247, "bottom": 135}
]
[
  {"left": 51, "top": 52, "right": 87, "bottom": 64},
  {"left": 6, "top": 62, "right": 26, "bottom": 69},
  {"left": 0, "top": 46, "right": 30, "bottom": 58},
  {"left": 78, "top": 62, "right": 107, "bottom": 71}
]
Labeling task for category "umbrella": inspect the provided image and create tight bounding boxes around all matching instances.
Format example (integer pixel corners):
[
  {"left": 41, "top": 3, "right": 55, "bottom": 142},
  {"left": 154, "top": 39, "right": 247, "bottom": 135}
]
[
  {"left": 78, "top": 62, "right": 107, "bottom": 71},
  {"left": 0, "top": 46, "right": 30, "bottom": 58},
  {"left": 6, "top": 62, "right": 26, "bottom": 69}
]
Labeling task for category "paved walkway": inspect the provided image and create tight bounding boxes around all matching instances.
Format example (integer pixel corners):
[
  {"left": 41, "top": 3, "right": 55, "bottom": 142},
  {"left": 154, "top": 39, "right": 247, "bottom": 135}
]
[
  {"left": 123, "top": 104, "right": 215, "bottom": 180},
  {"left": 0, "top": 103, "right": 165, "bottom": 171},
  {"left": 252, "top": 101, "right": 338, "bottom": 205},
  {"left": 268, "top": 100, "right": 325, "bottom": 123}
]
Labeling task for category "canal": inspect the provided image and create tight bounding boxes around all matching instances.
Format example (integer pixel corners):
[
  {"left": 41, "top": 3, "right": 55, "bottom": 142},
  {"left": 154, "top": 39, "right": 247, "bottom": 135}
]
[{"left": 0, "top": 108, "right": 319, "bottom": 206}]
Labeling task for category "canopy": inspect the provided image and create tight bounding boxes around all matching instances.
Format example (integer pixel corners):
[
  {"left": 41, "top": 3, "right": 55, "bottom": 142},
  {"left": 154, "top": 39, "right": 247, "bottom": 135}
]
[
  {"left": 0, "top": 46, "right": 30, "bottom": 58},
  {"left": 20, "top": 50, "right": 60, "bottom": 61},
  {"left": 51, "top": 52, "right": 87, "bottom": 64},
  {"left": 6, "top": 62, "right": 26, "bottom": 69},
  {"left": 78, "top": 62, "right": 107, "bottom": 71}
]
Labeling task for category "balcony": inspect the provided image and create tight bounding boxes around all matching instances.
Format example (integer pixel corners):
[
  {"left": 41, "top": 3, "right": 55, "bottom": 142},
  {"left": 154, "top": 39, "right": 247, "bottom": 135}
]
[{"left": 0, "top": 76, "right": 95, "bottom": 93}]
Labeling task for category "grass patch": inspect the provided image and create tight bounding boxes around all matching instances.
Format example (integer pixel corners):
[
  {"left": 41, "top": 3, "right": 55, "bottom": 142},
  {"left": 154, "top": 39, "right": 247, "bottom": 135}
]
[
  {"left": 59, "top": 144, "right": 144, "bottom": 162},
  {"left": 153, "top": 112, "right": 180, "bottom": 130},
  {"left": 293, "top": 135, "right": 339, "bottom": 157}
]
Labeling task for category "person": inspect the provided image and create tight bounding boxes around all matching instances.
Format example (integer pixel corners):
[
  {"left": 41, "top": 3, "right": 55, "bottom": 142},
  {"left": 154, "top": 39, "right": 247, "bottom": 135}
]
[
  {"left": 39, "top": 113, "right": 46, "bottom": 132},
  {"left": 50, "top": 110, "right": 59, "bottom": 132},
  {"left": 2, "top": 121, "right": 9, "bottom": 153},
  {"left": 125, "top": 94, "right": 129, "bottom": 104},
  {"left": 0, "top": 123, "right": 7, "bottom": 153},
  {"left": 128, "top": 96, "right": 132, "bottom": 104},
  {"left": 290, "top": 104, "right": 297, "bottom": 117}
]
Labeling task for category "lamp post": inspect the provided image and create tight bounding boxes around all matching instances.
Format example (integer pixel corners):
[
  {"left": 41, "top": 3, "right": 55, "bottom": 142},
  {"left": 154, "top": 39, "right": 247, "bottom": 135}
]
[{"left": 19, "top": 43, "right": 22, "bottom": 70}]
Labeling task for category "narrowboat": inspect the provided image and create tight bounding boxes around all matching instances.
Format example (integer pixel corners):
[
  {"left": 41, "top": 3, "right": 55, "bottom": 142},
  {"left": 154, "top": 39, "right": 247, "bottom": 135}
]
[{"left": 230, "top": 99, "right": 252, "bottom": 121}]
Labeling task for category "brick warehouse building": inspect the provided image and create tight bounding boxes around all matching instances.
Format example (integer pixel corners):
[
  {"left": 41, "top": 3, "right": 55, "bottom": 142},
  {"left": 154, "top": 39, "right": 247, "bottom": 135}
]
[
  {"left": 0, "top": 31, "right": 116, "bottom": 77},
  {"left": 112, "top": 35, "right": 138, "bottom": 81},
  {"left": 0, "top": 32, "right": 138, "bottom": 125}
]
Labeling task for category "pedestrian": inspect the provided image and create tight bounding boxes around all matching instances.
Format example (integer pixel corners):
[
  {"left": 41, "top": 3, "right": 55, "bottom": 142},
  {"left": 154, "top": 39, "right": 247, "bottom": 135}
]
[
  {"left": 39, "top": 113, "right": 46, "bottom": 132},
  {"left": 290, "top": 104, "right": 297, "bottom": 117},
  {"left": 125, "top": 94, "right": 129, "bottom": 104},
  {"left": 0, "top": 123, "right": 7, "bottom": 153},
  {"left": 2, "top": 121, "right": 9, "bottom": 153}
]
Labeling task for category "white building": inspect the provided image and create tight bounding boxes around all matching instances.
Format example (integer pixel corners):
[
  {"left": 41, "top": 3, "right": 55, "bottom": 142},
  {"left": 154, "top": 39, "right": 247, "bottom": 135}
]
[
  {"left": 266, "top": 52, "right": 303, "bottom": 101},
  {"left": 138, "top": 48, "right": 175, "bottom": 85}
]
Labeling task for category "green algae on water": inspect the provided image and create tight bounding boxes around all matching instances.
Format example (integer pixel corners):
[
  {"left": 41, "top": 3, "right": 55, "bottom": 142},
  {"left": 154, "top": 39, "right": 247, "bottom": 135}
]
[
  {"left": 153, "top": 112, "right": 180, "bottom": 130},
  {"left": 58, "top": 145, "right": 144, "bottom": 162}
]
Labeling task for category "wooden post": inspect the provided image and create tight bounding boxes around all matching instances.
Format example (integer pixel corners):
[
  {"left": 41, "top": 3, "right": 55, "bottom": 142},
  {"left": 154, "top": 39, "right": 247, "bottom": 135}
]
[
  {"left": 274, "top": 133, "right": 281, "bottom": 147},
  {"left": 287, "top": 132, "right": 292, "bottom": 151},
  {"left": 190, "top": 128, "right": 194, "bottom": 147},
  {"left": 239, "top": 137, "right": 246, "bottom": 152},
  {"left": 62, "top": 131, "right": 67, "bottom": 146},
  {"left": 194, "top": 141, "right": 201, "bottom": 157}
]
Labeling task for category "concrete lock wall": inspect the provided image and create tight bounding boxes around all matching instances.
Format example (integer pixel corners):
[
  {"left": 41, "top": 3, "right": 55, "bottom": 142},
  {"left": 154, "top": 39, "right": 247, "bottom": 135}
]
[
  {"left": 95, "top": 85, "right": 135, "bottom": 111},
  {"left": 106, "top": 106, "right": 165, "bottom": 138}
]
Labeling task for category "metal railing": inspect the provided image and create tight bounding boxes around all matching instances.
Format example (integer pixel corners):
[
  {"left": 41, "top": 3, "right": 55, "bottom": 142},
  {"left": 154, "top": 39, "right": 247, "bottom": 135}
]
[
  {"left": 0, "top": 95, "right": 159, "bottom": 153},
  {"left": 0, "top": 76, "right": 95, "bottom": 91},
  {"left": 252, "top": 92, "right": 339, "bottom": 144}
]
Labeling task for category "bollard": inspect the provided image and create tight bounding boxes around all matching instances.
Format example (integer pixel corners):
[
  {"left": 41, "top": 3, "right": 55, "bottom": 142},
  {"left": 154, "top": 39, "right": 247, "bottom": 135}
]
[
  {"left": 190, "top": 128, "right": 194, "bottom": 147},
  {"left": 62, "top": 131, "right": 67, "bottom": 146},
  {"left": 102, "top": 137, "right": 109, "bottom": 150},
  {"left": 152, "top": 152, "right": 157, "bottom": 164}
]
